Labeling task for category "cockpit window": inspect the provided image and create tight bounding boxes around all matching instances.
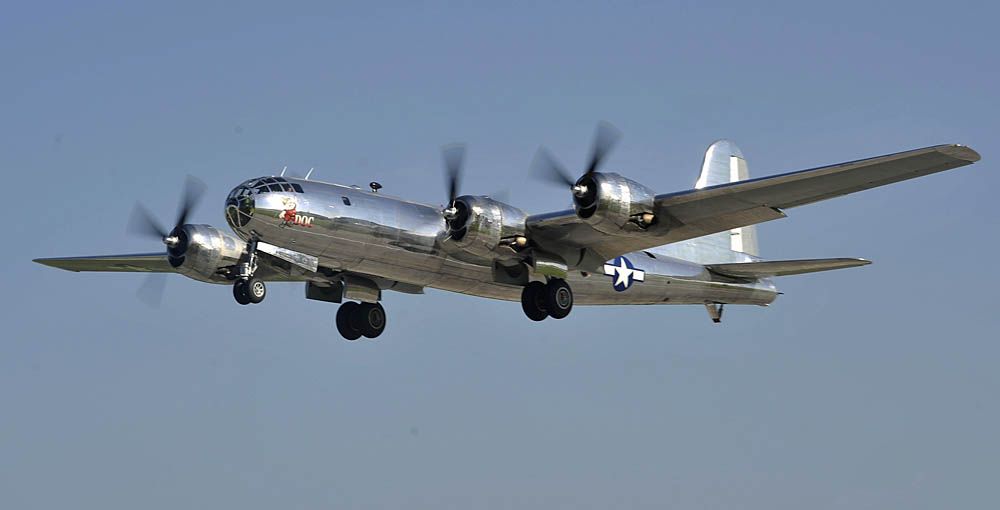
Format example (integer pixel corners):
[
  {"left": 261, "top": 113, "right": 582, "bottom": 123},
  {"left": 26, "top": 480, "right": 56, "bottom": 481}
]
[{"left": 239, "top": 177, "right": 304, "bottom": 195}]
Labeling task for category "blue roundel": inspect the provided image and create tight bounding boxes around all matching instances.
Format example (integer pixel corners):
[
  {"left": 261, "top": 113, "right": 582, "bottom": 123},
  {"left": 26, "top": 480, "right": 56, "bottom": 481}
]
[{"left": 603, "top": 256, "right": 646, "bottom": 292}]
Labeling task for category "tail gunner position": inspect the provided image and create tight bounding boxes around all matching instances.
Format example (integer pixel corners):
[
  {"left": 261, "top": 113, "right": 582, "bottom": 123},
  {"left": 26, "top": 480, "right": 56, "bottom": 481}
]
[{"left": 35, "top": 122, "right": 981, "bottom": 340}]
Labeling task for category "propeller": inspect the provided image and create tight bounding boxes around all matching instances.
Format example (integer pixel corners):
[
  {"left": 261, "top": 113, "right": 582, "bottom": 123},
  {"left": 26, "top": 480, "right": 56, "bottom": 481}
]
[
  {"left": 127, "top": 175, "right": 206, "bottom": 248},
  {"left": 533, "top": 120, "right": 622, "bottom": 196},
  {"left": 125, "top": 175, "right": 207, "bottom": 307},
  {"left": 441, "top": 143, "right": 468, "bottom": 227}
]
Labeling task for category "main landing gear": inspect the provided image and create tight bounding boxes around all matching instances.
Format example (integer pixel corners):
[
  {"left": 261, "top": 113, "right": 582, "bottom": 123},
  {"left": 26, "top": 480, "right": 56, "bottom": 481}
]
[
  {"left": 521, "top": 278, "right": 573, "bottom": 321},
  {"left": 336, "top": 301, "right": 386, "bottom": 340},
  {"left": 233, "top": 276, "right": 266, "bottom": 305},
  {"left": 233, "top": 239, "right": 267, "bottom": 305}
]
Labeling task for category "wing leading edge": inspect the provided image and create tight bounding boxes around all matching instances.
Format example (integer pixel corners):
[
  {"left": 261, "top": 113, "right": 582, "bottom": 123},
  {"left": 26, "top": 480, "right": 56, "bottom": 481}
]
[{"left": 527, "top": 144, "right": 980, "bottom": 268}]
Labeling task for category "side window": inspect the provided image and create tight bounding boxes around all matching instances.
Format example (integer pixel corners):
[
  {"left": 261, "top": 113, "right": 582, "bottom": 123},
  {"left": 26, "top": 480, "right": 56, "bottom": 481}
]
[
  {"left": 255, "top": 185, "right": 268, "bottom": 194},
  {"left": 268, "top": 184, "right": 282, "bottom": 192},
  {"left": 342, "top": 197, "right": 351, "bottom": 206},
  {"left": 291, "top": 183, "right": 304, "bottom": 193}
]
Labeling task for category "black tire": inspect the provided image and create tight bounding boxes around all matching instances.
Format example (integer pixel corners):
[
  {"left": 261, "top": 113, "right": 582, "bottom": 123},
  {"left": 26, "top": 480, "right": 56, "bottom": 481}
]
[
  {"left": 521, "top": 281, "right": 548, "bottom": 321},
  {"left": 356, "top": 302, "right": 387, "bottom": 338},
  {"left": 543, "top": 279, "right": 573, "bottom": 319},
  {"left": 245, "top": 276, "right": 266, "bottom": 304},
  {"left": 336, "top": 302, "right": 363, "bottom": 341},
  {"left": 233, "top": 280, "right": 250, "bottom": 305}
]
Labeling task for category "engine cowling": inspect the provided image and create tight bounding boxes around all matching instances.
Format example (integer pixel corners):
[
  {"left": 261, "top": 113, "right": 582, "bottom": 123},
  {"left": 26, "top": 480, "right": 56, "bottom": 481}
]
[
  {"left": 442, "top": 196, "right": 529, "bottom": 262},
  {"left": 167, "top": 224, "right": 246, "bottom": 283},
  {"left": 573, "top": 172, "right": 657, "bottom": 234}
]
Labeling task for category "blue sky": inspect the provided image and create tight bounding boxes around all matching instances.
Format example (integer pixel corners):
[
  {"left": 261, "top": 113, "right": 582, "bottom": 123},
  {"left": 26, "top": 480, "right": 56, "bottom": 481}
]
[{"left": 2, "top": 1, "right": 998, "bottom": 508}]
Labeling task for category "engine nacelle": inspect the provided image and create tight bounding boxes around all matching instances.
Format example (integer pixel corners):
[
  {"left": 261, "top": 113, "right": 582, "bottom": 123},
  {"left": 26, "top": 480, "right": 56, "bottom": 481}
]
[
  {"left": 573, "top": 172, "right": 657, "bottom": 234},
  {"left": 167, "top": 224, "right": 246, "bottom": 283},
  {"left": 442, "top": 196, "right": 529, "bottom": 262}
]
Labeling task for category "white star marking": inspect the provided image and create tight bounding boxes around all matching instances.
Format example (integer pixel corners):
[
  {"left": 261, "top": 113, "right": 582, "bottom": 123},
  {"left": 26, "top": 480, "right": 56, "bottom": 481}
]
[{"left": 603, "top": 257, "right": 645, "bottom": 289}]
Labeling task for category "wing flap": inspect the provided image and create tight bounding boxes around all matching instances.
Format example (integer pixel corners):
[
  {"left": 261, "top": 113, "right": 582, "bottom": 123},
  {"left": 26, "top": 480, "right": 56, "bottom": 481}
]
[
  {"left": 33, "top": 253, "right": 172, "bottom": 272},
  {"left": 706, "top": 258, "right": 871, "bottom": 278}
]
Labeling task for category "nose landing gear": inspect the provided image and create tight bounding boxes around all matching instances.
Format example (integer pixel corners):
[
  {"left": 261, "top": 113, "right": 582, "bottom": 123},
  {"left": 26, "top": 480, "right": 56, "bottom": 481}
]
[
  {"left": 520, "top": 278, "right": 573, "bottom": 321},
  {"left": 336, "top": 301, "right": 387, "bottom": 340}
]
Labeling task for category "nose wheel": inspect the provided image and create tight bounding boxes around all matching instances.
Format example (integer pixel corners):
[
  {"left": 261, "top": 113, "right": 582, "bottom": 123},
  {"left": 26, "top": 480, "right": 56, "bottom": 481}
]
[
  {"left": 520, "top": 278, "right": 573, "bottom": 321},
  {"left": 336, "top": 301, "right": 387, "bottom": 340}
]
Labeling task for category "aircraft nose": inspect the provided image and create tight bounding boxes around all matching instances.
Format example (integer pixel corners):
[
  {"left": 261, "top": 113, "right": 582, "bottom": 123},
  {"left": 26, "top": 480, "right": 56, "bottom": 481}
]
[{"left": 225, "top": 184, "right": 254, "bottom": 231}]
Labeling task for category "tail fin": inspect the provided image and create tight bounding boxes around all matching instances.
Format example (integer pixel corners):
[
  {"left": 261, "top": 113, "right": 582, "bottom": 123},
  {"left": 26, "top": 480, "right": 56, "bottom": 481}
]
[{"left": 694, "top": 140, "right": 759, "bottom": 257}]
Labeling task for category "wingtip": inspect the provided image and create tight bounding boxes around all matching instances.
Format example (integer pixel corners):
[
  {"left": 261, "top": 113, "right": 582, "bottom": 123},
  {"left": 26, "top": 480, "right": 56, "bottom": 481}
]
[
  {"left": 32, "top": 257, "right": 79, "bottom": 271},
  {"left": 941, "top": 144, "right": 981, "bottom": 163},
  {"left": 33, "top": 258, "right": 63, "bottom": 270}
]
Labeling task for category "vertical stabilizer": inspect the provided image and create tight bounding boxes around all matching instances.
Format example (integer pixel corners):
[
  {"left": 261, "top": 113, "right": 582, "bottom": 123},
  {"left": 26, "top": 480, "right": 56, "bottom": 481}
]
[{"left": 694, "top": 140, "right": 760, "bottom": 257}]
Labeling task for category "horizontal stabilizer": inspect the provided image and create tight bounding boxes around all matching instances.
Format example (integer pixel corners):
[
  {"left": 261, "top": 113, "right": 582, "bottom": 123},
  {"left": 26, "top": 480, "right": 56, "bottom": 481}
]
[
  {"left": 33, "top": 253, "right": 172, "bottom": 272},
  {"left": 707, "top": 258, "right": 870, "bottom": 279}
]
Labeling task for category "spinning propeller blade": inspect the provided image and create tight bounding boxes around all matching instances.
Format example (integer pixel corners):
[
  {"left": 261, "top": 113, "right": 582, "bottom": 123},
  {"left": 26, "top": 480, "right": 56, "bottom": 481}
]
[
  {"left": 175, "top": 175, "right": 206, "bottom": 228},
  {"left": 136, "top": 273, "right": 167, "bottom": 308},
  {"left": 533, "top": 120, "right": 622, "bottom": 189},
  {"left": 442, "top": 143, "right": 466, "bottom": 205},
  {"left": 127, "top": 203, "right": 168, "bottom": 239},
  {"left": 584, "top": 120, "right": 622, "bottom": 177},
  {"left": 126, "top": 175, "right": 206, "bottom": 242},
  {"left": 532, "top": 147, "right": 576, "bottom": 187}
]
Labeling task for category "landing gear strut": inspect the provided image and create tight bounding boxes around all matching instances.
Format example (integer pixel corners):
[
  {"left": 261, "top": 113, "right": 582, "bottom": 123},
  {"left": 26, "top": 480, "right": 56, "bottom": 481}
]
[
  {"left": 336, "top": 301, "right": 387, "bottom": 340},
  {"left": 521, "top": 278, "right": 573, "bottom": 321},
  {"left": 233, "top": 238, "right": 266, "bottom": 305}
]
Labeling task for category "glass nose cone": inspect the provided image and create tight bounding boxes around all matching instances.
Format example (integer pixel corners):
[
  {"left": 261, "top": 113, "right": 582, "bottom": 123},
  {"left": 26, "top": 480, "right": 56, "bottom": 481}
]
[{"left": 225, "top": 185, "right": 254, "bottom": 230}]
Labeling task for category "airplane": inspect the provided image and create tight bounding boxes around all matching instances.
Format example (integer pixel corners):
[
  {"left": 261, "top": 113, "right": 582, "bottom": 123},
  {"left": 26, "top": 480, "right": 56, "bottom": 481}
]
[{"left": 34, "top": 122, "right": 981, "bottom": 340}]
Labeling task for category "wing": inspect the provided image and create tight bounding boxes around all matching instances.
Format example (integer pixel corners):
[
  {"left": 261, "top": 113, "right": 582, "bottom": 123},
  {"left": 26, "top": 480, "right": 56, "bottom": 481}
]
[
  {"left": 33, "top": 251, "right": 426, "bottom": 294},
  {"left": 32, "top": 251, "right": 310, "bottom": 282},
  {"left": 33, "top": 253, "right": 172, "bottom": 272},
  {"left": 527, "top": 144, "right": 980, "bottom": 269},
  {"left": 706, "top": 258, "right": 870, "bottom": 279}
]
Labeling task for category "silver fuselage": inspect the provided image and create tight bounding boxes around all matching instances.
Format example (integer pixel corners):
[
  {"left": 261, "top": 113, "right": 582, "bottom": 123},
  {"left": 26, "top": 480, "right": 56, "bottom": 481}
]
[{"left": 226, "top": 177, "right": 778, "bottom": 306}]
